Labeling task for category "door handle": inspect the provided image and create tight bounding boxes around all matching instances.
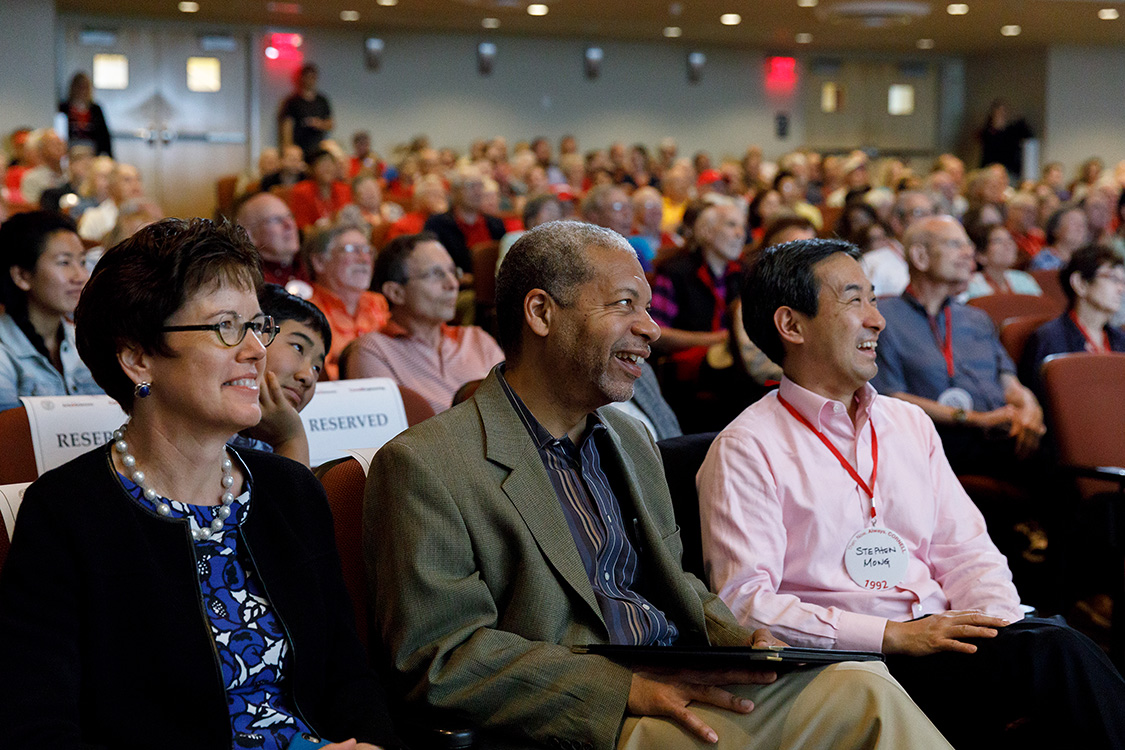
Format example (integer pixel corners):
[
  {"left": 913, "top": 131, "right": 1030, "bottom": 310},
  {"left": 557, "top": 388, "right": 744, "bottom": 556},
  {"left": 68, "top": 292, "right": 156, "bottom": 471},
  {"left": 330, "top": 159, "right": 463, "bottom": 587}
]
[{"left": 160, "top": 129, "right": 175, "bottom": 146}]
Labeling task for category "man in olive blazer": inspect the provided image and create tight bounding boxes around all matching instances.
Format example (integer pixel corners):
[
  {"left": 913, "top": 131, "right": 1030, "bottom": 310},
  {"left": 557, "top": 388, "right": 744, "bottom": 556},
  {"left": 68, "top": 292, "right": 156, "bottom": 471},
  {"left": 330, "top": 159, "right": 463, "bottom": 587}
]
[{"left": 365, "top": 221, "right": 950, "bottom": 750}]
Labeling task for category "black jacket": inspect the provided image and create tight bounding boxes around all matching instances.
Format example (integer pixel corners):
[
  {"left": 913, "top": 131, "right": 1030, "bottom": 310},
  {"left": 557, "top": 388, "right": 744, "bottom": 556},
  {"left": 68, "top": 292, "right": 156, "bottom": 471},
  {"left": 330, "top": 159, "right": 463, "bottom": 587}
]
[
  {"left": 422, "top": 210, "right": 506, "bottom": 273},
  {"left": 0, "top": 445, "right": 400, "bottom": 749}
]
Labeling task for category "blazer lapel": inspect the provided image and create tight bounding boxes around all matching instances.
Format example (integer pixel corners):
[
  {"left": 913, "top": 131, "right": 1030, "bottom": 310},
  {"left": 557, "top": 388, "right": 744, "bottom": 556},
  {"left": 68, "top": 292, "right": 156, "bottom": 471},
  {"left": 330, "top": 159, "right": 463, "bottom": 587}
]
[
  {"left": 475, "top": 374, "right": 605, "bottom": 629},
  {"left": 599, "top": 411, "right": 708, "bottom": 633}
]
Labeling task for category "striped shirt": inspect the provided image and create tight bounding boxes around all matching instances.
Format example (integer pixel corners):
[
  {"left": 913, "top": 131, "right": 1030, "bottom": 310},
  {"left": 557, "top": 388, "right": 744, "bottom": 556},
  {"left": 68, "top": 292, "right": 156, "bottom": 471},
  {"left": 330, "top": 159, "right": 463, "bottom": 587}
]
[{"left": 497, "top": 369, "right": 678, "bottom": 646}]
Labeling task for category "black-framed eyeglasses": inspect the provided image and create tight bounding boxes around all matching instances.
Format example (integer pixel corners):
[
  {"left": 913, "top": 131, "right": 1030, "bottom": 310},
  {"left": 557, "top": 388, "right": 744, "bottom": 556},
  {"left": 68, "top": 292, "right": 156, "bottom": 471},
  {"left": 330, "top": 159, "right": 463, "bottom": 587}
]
[{"left": 162, "top": 313, "right": 279, "bottom": 347}]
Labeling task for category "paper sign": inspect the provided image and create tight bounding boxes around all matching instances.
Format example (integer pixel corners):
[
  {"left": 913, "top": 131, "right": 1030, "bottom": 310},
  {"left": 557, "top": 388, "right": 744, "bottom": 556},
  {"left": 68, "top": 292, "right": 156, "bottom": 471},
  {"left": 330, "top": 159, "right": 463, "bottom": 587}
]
[
  {"left": 0, "top": 482, "right": 31, "bottom": 541},
  {"left": 20, "top": 395, "right": 128, "bottom": 476},
  {"left": 300, "top": 378, "right": 408, "bottom": 469},
  {"left": 343, "top": 447, "right": 378, "bottom": 477}
]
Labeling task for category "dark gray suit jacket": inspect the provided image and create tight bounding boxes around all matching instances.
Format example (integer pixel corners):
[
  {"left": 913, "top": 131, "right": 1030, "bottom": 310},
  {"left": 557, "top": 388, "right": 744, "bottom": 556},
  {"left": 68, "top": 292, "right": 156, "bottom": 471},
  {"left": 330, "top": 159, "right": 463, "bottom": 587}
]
[{"left": 364, "top": 371, "right": 750, "bottom": 750}]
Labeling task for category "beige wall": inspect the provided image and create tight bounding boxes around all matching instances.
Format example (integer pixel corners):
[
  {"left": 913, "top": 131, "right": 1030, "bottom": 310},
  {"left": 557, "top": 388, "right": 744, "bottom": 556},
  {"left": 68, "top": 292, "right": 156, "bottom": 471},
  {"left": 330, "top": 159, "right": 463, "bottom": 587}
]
[
  {"left": 0, "top": 0, "right": 58, "bottom": 154},
  {"left": 1045, "top": 45, "right": 1125, "bottom": 178}
]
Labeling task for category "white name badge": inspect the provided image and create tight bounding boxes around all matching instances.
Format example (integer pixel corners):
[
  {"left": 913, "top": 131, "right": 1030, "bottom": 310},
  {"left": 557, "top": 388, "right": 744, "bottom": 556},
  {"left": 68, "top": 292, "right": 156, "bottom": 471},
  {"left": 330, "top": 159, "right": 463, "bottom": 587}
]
[
  {"left": 937, "top": 387, "right": 974, "bottom": 411},
  {"left": 20, "top": 395, "right": 128, "bottom": 476},
  {"left": 299, "top": 378, "right": 409, "bottom": 469},
  {"left": 844, "top": 526, "right": 909, "bottom": 592}
]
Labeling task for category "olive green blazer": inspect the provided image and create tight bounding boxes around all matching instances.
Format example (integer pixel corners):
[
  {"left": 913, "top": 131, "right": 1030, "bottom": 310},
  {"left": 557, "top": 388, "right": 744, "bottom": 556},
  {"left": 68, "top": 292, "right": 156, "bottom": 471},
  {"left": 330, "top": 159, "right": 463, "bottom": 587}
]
[{"left": 364, "top": 371, "right": 751, "bottom": 750}]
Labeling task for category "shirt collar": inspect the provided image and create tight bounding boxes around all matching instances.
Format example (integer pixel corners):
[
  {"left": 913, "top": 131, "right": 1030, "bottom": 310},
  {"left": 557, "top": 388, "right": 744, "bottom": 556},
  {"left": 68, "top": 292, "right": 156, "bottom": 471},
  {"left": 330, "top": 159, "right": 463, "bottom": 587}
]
[
  {"left": 382, "top": 319, "right": 458, "bottom": 341},
  {"left": 778, "top": 374, "right": 876, "bottom": 433},
  {"left": 902, "top": 286, "right": 952, "bottom": 316},
  {"left": 496, "top": 364, "right": 606, "bottom": 450}
]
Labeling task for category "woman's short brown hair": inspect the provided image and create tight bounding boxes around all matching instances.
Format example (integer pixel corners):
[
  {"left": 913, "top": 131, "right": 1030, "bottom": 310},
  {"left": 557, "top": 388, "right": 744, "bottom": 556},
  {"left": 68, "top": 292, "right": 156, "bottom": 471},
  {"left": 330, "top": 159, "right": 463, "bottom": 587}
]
[{"left": 75, "top": 218, "right": 263, "bottom": 413}]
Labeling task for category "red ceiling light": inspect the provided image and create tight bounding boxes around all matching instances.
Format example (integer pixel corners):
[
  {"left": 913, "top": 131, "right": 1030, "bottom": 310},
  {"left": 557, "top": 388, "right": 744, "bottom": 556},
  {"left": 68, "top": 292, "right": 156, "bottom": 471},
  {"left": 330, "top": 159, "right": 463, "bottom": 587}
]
[{"left": 765, "top": 55, "right": 797, "bottom": 94}]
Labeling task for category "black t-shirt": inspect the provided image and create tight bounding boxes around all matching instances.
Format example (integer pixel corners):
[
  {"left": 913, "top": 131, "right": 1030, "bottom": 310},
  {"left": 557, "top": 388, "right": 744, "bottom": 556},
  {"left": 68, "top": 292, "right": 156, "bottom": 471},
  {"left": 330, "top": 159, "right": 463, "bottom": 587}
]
[{"left": 279, "top": 92, "right": 331, "bottom": 160}]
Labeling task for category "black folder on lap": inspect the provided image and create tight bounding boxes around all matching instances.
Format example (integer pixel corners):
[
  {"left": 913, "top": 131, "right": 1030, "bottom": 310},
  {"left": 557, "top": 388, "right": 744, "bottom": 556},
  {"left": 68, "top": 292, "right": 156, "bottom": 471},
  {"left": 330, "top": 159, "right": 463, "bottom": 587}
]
[{"left": 570, "top": 644, "right": 884, "bottom": 671}]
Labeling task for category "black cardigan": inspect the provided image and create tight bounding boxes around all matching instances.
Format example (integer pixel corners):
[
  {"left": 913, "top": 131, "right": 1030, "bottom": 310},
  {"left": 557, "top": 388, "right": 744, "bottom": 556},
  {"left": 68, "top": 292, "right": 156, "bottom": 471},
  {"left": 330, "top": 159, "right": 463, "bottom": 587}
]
[{"left": 0, "top": 445, "right": 400, "bottom": 750}]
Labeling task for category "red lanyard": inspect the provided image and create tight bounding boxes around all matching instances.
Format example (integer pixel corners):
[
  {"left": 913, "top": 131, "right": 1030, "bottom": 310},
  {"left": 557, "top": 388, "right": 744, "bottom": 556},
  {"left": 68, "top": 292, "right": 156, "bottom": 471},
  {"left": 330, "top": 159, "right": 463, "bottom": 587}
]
[
  {"left": 1069, "top": 310, "right": 1109, "bottom": 353},
  {"left": 778, "top": 395, "right": 880, "bottom": 522},
  {"left": 907, "top": 287, "right": 954, "bottom": 378},
  {"left": 696, "top": 264, "right": 726, "bottom": 332}
]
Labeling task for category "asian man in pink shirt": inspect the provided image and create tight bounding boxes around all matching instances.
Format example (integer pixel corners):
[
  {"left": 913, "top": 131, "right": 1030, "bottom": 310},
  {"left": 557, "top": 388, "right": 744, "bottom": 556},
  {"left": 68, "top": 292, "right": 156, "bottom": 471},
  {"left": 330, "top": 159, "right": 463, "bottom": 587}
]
[{"left": 697, "top": 237, "right": 1125, "bottom": 749}]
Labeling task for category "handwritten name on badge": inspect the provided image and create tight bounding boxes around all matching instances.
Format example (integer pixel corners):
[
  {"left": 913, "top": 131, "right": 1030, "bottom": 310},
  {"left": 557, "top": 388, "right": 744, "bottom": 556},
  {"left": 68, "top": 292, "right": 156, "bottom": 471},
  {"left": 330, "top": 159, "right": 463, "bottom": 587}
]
[{"left": 844, "top": 526, "right": 909, "bottom": 591}]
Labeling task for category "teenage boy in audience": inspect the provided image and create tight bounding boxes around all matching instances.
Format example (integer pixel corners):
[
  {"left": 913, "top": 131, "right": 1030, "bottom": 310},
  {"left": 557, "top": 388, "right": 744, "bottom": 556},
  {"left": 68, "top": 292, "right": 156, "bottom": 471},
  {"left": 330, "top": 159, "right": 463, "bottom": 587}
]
[
  {"left": 230, "top": 284, "right": 329, "bottom": 467},
  {"left": 698, "top": 236, "right": 1125, "bottom": 749},
  {"left": 366, "top": 220, "right": 952, "bottom": 750}
]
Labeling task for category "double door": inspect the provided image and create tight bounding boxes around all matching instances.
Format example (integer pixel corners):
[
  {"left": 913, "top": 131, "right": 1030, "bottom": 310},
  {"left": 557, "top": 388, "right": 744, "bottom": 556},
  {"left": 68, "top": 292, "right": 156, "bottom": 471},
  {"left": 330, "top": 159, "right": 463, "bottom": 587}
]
[{"left": 61, "top": 20, "right": 252, "bottom": 220}]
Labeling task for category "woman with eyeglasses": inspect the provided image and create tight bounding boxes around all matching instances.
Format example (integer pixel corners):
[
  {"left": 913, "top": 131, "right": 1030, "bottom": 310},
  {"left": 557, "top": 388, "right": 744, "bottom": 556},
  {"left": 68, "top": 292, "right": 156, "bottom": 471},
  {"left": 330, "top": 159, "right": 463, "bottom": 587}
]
[
  {"left": 305, "top": 219, "right": 389, "bottom": 379},
  {"left": 0, "top": 219, "right": 398, "bottom": 750},
  {"left": 347, "top": 232, "right": 503, "bottom": 414},
  {"left": 0, "top": 210, "right": 103, "bottom": 411},
  {"left": 1019, "top": 244, "right": 1125, "bottom": 399}
]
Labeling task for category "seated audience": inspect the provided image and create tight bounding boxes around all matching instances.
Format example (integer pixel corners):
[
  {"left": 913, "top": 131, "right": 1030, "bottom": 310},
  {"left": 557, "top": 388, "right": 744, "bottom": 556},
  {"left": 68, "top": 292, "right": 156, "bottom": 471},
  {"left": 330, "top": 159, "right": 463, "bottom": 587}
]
[
  {"left": 367, "top": 219, "right": 952, "bottom": 750},
  {"left": 345, "top": 173, "right": 395, "bottom": 248},
  {"left": 631, "top": 185, "right": 681, "bottom": 259},
  {"left": 384, "top": 173, "right": 448, "bottom": 243},
  {"left": 77, "top": 161, "right": 144, "bottom": 243},
  {"left": 1029, "top": 205, "right": 1089, "bottom": 271},
  {"left": 305, "top": 220, "right": 388, "bottom": 379},
  {"left": 230, "top": 283, "right": 330, "bottom": 466},
  {"left": 963, "top": 222, "right": 1042, "bottom": 299},
  {"left": 0, "top": 218, "right": 398, "bottom": 748},
  {"left": 39, "top": 143, "right": 94, "bottom": 212},
  {"left": 1004, "top": 191, "right": 1046, "bottom": 263},
  {"left": 261, "top": 144, "right": 307, "bottom": 193},
  {"left": 582, "top": 184, "right": 654, "bottom": 269},
  {"left": 870, "top": 215, "right": 1045, "bottom": 475},
  {"left": 861, "top": 190, "right": 934, "bottom": 298},
  {"left": 698, "top": 236, "right": 1125, "bottom": 749},
  {"left": 348, "top": 233, "right": 503, "bottom": 413},
  {"left": 660, "top": 162, "right": 693, "bottom": 232},
  {"left": 289, "top": 148, "right": 353, "bottom": 231},
  {"left": 19, "top": 128, "right": 66, "bottom": 207},
  {"left": 423, "top": 165, "right": 505, "bottom": 278},
  {"left": 0, "top": 211, "right": 102, "bottom": 410},
  {"left": 651, "top": 197, "right": 746, "bottom": 359},
  {"left": 1020, "top": 245, "right": 1125, "bottom": 397},
  {"left": 71, "top": 154, "right": 114, "bottom": 220},
  {"left": 774, "top": 170, "right": 822, "bottom": 231},
  {"left": 496, "top": 192, "right": 561, "bottom": 272},
  {"left": 236, "top": 191, "right": 311, "bottom": 289}
]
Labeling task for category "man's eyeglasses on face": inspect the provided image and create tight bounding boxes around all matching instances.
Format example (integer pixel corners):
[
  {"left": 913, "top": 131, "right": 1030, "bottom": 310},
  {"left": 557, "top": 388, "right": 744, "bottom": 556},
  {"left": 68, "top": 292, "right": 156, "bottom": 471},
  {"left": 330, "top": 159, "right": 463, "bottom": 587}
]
[
  {"left": 404, "top": 265, "right": 464, "bottom": 284},
  {"left": 163, "top": 313, "right": 279, "bottom": 347}
]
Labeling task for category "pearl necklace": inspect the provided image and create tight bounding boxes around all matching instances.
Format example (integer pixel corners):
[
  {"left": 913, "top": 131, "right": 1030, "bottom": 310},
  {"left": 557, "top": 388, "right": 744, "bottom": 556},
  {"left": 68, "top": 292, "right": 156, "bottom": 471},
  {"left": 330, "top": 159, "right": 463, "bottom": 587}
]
[{"left": 112, "top": 426, "right": 236, "bottom": 541}]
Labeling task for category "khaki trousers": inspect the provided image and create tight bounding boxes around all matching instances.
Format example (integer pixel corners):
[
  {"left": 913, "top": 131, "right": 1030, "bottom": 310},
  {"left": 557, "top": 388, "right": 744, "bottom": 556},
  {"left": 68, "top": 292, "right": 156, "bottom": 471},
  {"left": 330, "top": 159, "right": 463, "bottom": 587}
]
[{"left": 618, "top": 661, "right": 951, "bottom": 750}]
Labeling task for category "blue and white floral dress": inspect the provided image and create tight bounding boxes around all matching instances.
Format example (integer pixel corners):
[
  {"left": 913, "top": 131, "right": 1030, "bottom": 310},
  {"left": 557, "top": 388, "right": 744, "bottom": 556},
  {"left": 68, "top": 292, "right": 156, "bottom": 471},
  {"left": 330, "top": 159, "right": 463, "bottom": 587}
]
[{"left": 121, "top": 472, "right": 315, "bottom": 750}]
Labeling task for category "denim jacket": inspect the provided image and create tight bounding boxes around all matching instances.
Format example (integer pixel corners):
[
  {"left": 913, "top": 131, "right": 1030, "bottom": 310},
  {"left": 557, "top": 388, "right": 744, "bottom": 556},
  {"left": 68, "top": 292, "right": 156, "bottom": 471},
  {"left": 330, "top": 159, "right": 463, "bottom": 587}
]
[{"left": 0, "top": 314, "right": 103, "bottom": 411}]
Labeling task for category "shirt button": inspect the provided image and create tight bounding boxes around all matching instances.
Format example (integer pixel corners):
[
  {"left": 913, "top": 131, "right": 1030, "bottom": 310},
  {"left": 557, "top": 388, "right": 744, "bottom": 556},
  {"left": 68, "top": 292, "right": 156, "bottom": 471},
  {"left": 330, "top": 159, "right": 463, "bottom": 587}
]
[
  {"left": 834, "top": 403, "right": 843, "bottom": 413},
  {"left": 603, "top": 572, "right": 610, "bottom": 581}
]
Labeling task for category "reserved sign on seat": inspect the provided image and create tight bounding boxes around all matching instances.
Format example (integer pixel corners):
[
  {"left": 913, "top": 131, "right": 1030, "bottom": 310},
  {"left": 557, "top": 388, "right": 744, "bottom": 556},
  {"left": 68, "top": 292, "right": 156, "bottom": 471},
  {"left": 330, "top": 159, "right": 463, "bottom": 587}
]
[
  {"left": 300, "top": 378, "right": 409, "bottom": 468},
  {"left": 20, "top": 395, "right": 128, "bottom": 476}
]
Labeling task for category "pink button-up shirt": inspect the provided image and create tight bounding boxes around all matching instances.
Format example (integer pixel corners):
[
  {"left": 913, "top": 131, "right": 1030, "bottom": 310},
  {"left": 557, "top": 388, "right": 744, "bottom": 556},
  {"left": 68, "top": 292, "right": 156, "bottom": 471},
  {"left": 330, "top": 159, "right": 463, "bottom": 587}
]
[{"left": 697, "top": 376, "right": 1022, "bottom": 653}]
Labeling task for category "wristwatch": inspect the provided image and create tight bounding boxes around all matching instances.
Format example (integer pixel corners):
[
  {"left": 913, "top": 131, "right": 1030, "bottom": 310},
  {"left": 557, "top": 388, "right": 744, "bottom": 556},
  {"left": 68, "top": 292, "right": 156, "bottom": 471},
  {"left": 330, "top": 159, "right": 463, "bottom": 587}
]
[{"left": 952, "top": 407, "right": 968, "bottom": 424}]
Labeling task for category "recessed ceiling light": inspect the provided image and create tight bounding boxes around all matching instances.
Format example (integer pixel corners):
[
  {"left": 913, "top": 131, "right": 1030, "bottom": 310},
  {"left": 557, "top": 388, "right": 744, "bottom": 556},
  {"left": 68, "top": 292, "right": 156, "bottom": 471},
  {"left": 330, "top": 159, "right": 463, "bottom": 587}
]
[
  {"left": 916, "top": 38, "right": 935, "bottom": 49},
  {"left": 796, "top": 32, "right": 813, "bottom": 43},
  {"left": 1001, "top": 24, "right": 1021, "bottom": 36},
  {"left": 340, "top": 9, "right": 359, "bottom": 21},
  {"left": 720, "top": 13, "right": 742, "bottom": 25},
  {"left": 527, "top": 4, "right": 549, "bottom": 16},
  {"left": 663, "top": 26, "right": 683, "bottom": 37},
  {"left": 376, "top": 0, "right": 397, "bottom": 6},
  {"left": 946, "top": 3, "right": 969, "bottom": 15},
  {"left": 1099, "top": 8, "right": 1120, "bottom": 20},
  {"left": 482, "top": 17, "right": 500, "bottom": 28},
  {"left": 797, "top": 0, "right": 818, "bottom": 6},
  {"left": 178, "top": 1, "right": 199, "bottom": 11}
]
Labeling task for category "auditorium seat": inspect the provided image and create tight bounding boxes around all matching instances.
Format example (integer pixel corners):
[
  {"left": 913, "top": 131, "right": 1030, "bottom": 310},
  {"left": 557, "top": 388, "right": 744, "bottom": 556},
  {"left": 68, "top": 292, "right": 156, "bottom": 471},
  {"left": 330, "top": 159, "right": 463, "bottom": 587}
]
[
  {"left": 0, "top": 406, "right": 39, "bottom": 485},
  {"left": 657, "top": 432, "right": 719, "bottom": 582},
  {"left": 999, "top": 313, "right": 1055, "bottom": 364},
  {"left": 967, "top": 293, "right": 1063, "bottom": 329},
  {"left": 470, "top": 240, "right": 500, "bottom": 335}
]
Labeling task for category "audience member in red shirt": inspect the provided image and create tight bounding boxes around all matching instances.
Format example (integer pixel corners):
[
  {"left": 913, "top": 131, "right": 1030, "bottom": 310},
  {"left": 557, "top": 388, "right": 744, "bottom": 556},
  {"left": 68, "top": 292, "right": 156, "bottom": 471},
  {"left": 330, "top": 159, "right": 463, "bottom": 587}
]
[
  {"left": 289, "top": 149, "right": 353, "bottom": 232},
  {"left": 423, "top": 166, "right": 505, "bottom": 278}
]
